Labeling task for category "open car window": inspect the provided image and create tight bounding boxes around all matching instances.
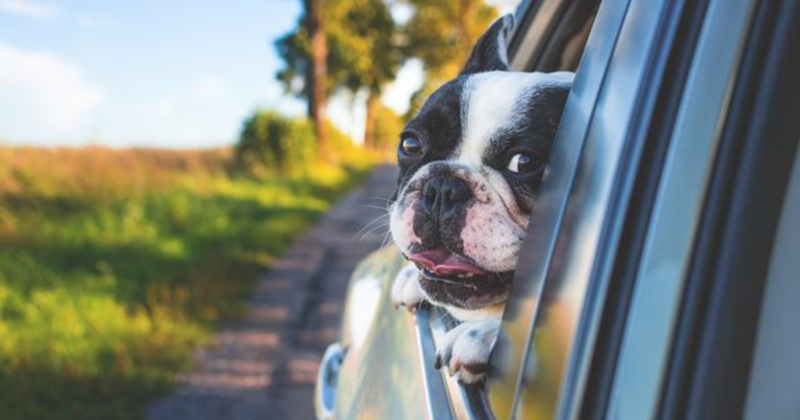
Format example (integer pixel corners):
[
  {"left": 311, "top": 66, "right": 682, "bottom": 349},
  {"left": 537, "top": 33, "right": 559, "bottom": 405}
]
[{"left": 412, "top": 0, "right": 603, "bottom": 418}]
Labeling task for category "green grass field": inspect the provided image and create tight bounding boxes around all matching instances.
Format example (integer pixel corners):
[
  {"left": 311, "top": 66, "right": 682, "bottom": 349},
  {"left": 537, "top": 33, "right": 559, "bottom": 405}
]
[{"left": 0, "top": 147, "right": 372, "bottom": 420}]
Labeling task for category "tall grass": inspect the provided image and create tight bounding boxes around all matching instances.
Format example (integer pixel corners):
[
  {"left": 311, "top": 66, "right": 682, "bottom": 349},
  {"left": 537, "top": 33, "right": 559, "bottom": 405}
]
[{"left": 0, "top": 146, "right": 373, "bottom": 420}]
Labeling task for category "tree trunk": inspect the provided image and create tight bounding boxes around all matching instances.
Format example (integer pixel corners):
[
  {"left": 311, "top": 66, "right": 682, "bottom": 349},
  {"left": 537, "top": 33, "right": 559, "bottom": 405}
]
[
  {"left": 304, "top": 0, "right": 328, "bottom": 155},
  {"left": 363, "top": 93, "right": 380, "bottom": 149}
]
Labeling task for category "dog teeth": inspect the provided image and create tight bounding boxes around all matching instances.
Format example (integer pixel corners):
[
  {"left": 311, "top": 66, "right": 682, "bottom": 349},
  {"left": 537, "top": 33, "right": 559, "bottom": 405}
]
[{"left": 455, "top": 273, "right": 475, "bottom": 279}]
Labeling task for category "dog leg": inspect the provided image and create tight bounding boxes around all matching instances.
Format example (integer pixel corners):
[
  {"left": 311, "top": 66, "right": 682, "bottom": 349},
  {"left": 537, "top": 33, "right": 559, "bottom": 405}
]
[
  {"left": 435, "top": 319, "right": 501, "bottom": 384},
  {"left": 390, "top": 264, "right": 425, "bottom": 312}
]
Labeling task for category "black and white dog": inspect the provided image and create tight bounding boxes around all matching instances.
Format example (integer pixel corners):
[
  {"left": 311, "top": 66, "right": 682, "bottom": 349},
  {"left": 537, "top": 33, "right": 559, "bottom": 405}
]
[{"left": 389, "top": 14, "right": 573, "bottom": 384}]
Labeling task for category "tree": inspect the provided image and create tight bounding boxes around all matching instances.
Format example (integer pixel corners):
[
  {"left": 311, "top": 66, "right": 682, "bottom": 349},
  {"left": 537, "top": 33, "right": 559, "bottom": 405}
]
[
  {"left": 304, "top": 0, "right": 328, "bottom": 152},
  {"left": 275, "top": 1, "right": 329, "bottom": 153},
  {"left": 276, "top": 0, "right": 400, "bottom": 150},
  {"left": 401, "top": 0, "right": 498, "bottom": 118}
]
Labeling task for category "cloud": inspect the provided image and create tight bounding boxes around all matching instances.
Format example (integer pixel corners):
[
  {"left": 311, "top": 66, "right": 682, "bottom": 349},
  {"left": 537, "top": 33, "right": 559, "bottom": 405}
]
[
  {"left": 144, "top": 95, "right": 179, "bottom": 118},
  {"left": 187, "top": 75, "right": 228, "bottom": 99},
  {"left": 76, "top": 14, "right": 114, "bottom": 29},
  {"left": 0, "top": 43, "right": 105, "bottom": 136},
  {"left": 132, "top": 76, "right": 228, "bottom": 121},
  {"left": 0, "top": 0, "right": 57, "bottom": 19}
]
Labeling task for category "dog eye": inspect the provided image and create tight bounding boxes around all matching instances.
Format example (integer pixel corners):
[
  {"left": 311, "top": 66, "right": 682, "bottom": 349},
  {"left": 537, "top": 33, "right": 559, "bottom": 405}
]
[
  {"left": 507, "top": 152, "right": 541, "bottom": 173},
  {"left": 400, "top": 137, "right": 423, "bottom": 156}
]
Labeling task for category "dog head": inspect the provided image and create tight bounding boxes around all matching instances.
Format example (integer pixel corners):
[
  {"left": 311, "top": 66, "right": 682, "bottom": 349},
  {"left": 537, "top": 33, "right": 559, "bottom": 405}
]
[{"left": 389, "top": 14, "right": 573, "bottom": 313}]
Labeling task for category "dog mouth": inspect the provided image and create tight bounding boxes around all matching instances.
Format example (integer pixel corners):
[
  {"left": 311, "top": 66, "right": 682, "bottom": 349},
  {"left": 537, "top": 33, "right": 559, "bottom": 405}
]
[{"left": 407, "top": 248, "right": 513, "bottom": 309}]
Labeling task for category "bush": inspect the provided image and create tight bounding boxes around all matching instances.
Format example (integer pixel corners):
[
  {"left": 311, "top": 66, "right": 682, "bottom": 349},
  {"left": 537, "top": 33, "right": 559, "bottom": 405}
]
[{"left": 236, "top": 110, "right": 317, "bottom": 174}]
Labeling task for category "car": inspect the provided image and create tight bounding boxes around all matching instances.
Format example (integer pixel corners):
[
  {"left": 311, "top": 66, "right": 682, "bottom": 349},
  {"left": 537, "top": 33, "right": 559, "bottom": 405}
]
[{"left": 315, "top": 0, "right": 800, "bottom": 418}]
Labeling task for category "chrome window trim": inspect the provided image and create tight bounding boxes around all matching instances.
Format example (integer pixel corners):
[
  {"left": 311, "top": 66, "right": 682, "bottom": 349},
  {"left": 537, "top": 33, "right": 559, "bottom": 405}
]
[
  {"left": 604, "top": 0, "right": 758, "bottom": 418},
  {"left": 429, "top": 307, "right": 489, "bottom": 420},
  {"left": 414, "top": 306, "right": 457, "bottom": 420}
]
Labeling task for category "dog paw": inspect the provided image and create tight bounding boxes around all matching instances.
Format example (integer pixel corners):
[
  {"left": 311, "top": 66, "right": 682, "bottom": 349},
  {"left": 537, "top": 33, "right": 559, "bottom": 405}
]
[
  {"left": 435, "top": 319, "right": 501, "bottom": 384},
  {"left": 391, "top": 265, "right": 425, "bottom": 312}
]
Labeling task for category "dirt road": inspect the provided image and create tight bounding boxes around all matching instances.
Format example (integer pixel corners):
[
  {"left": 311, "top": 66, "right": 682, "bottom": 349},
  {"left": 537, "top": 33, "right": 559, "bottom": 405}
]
[{"left": 147, "top": 165, "right": 398, "bottom": 420}]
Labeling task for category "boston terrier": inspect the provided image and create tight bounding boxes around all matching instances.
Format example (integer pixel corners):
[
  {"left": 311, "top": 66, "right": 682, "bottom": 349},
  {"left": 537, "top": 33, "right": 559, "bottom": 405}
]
[{"left": 389, "top": 14, "right": 573, "bottom": 384}]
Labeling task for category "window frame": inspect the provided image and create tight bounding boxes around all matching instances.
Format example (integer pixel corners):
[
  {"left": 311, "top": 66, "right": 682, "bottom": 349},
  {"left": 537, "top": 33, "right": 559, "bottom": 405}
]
[
  {"left": 656, "top": 0, "right": 800, "bottom": 418},
  {"left": 410, "top": 0, "right": 608, "bottom": 418},
  {"left": 487, "top": 0, "right": 699, "bottom": 419}
]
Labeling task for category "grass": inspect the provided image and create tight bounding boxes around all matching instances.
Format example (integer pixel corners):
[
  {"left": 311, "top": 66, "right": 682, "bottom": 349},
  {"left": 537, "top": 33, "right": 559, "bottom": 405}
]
[{"left": 0, "top": 146, "right": 373, "bottom": 420}]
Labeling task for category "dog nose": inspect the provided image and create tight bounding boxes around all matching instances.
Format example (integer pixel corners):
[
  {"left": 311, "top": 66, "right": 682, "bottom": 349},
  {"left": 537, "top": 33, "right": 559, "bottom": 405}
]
[{"left": 421, "top": 176, "right": 472, "bottom": 223}]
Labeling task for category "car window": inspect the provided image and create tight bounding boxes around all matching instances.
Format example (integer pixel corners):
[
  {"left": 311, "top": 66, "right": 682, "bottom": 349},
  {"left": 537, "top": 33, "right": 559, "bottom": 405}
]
[{"left": 407, "top": 1, "right": 602, "bottom": 417}]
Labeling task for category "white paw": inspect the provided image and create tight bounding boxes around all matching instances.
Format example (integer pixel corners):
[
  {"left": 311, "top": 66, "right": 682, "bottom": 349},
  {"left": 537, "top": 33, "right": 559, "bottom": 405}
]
[
  {"left": 391, "top": 265, "right": 425, "bottom": 312},
  {"left": 435, "top": 319, "right": 501, "bottom": 384}
]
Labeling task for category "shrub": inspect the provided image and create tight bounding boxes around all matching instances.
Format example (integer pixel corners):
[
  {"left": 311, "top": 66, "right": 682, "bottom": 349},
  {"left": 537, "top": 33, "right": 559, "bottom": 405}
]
[{"left": 235, "top": 110, "right": 317, "bottom": 174}]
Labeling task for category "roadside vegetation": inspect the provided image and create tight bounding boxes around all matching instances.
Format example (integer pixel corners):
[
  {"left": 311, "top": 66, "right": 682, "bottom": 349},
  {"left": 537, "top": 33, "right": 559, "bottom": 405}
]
[
  {"left": 0, "top": 0, "right": 502, "bottom": 417},
  {"left": 0, "top": 143, "right": 375, "bottom": 420}
]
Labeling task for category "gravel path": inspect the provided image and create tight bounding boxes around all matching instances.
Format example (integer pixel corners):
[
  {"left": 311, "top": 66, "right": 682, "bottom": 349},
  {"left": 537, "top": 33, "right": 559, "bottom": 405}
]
[{"left": 147, "top": 165, "right": 398, "bottom": 420}]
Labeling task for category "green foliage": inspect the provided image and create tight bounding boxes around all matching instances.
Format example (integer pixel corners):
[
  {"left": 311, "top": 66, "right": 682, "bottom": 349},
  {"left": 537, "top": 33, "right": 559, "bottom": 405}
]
[
  {"left": 236, "top": 110, "right": 317, "bottom": 174},
  {"left": 403, "top": 0, "right": 498, "bottom": 80},
  {"left": 236, "top": 109, "right": 379, "bottom": 174},
  {"left": 0, "top": 147, "right": 370, "bottom": 420},
  {"left": 276, "top": 0, "right": 401, "bottom": 98},
  {"left": 371, "top": 103, "right": 404, "bottom": 152},
  {"left": 402, "top": 0, "right": 498, "bottom": 118}
]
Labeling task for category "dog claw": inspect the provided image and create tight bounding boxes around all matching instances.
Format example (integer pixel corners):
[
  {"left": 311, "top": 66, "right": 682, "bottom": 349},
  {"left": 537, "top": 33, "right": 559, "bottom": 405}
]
[
  {"left": 451, "top": 360, "right": 462, "bottom": 375},
  {"left": 463, "top": 362, "right": 490, "bottom": 375},
  {"left": 433, "top": 319, "right": 501, "bottom": 384}
]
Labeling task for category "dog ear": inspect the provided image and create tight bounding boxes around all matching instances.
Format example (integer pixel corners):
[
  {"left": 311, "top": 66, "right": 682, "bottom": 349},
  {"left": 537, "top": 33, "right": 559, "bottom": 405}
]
[{"left": 460, "top": 14, "right": 515, "bottom": 75}]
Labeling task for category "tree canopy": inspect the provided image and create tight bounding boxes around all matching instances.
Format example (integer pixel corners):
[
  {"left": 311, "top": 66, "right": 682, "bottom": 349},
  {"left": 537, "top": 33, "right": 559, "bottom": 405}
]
[
  {"left": 403, "top": 0, "right": 499, "bottom": 81},
  {"left": 276, "top": 0, "right": 400, "bottom": 101},
  {"left": 401, "top": 0, "right": 498, "bottom": 118},
  {"left": 274, "top": 0, "right": 500, "bottom": 149}
]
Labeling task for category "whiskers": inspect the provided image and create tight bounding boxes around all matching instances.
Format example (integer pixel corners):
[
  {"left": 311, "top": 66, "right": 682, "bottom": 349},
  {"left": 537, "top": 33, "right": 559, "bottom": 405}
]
[{"left": 355, "top": 197, "right": 393, "bottom": 247}]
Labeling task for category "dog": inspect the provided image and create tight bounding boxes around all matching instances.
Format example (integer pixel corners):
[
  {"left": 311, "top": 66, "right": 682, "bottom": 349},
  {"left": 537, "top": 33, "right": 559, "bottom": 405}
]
[{"left": 389, "top": 14, "right": 573, "bottom": 384}]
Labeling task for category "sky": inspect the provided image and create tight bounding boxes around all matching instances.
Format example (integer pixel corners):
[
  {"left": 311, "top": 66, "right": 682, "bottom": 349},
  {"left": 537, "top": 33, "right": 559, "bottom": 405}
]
[
  {"left": 0, "top": 0, "right": 517, "bottom": 149},
  {"left": 0, "top": 0, "right": 424, "bottom": 148}
]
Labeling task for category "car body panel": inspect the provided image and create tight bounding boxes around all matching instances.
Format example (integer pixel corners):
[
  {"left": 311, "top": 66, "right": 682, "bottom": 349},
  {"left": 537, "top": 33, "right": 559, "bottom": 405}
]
[{"left": 329, "top": 247, "right": 434, "bottom": 420}]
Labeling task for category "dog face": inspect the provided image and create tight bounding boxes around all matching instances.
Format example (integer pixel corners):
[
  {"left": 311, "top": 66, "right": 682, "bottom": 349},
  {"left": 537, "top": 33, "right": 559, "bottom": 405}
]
[{"left": 389, "top": 15, "right": 573, "bottom": 311}]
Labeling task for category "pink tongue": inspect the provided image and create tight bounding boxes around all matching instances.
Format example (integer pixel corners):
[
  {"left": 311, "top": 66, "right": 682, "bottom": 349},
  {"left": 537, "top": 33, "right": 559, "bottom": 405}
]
[{"left": 408, "top": 248, "right": 486, "bottom": 276}]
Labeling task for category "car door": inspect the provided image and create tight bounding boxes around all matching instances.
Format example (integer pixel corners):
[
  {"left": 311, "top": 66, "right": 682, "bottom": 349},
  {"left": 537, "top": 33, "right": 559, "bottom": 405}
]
[{"left": 486, "top": 0, "right": 800, "bottom": 419}]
